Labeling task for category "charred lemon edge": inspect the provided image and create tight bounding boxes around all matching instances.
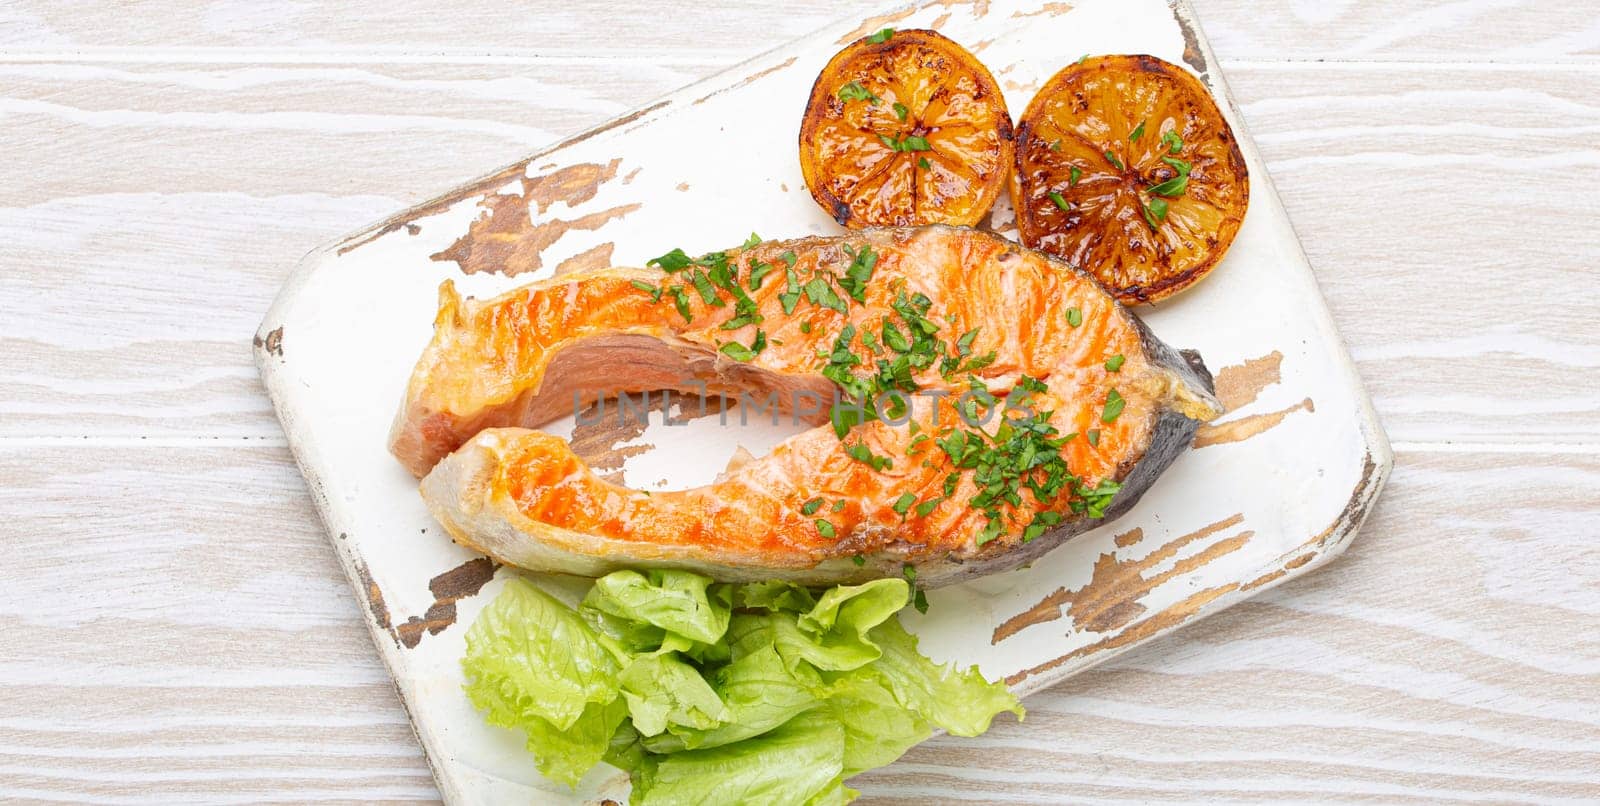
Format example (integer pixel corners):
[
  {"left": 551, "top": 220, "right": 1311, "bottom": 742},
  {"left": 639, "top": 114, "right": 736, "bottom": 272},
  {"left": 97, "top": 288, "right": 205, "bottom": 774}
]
[
  {"left": 798, "top": 28, "right": 1015, "bottom": 229},
  {"left": 1008, "top": 53, "right": 1249, "bottom": 306}
]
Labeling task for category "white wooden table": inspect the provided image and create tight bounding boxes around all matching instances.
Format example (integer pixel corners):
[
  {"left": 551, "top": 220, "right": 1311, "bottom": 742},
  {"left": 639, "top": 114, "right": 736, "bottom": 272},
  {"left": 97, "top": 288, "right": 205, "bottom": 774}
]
[{"left": 4, "top": 2, "right": 1598, "bottom": 802}]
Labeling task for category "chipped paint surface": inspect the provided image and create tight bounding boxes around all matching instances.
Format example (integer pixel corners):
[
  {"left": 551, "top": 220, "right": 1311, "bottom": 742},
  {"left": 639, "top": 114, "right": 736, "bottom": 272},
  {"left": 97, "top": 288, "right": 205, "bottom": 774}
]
[
  {"left": 1213, "top": 350, "right": 1282, "bottom": 410},
  {"left": 430, "top": 161, "right": 640, "bottom": 277},
  {"left": 1195, "top": 397, "right": 1315, "bottom": 448},
  {"left": 1012, "top": 2, "right": 1073, "bottom": 18},
  {"left": 254, "top": 0, "right": 1391, "bottom": 799},
  {"left": 396, "top": 558, "right": 498, "bottom": 649},
  {"left": 992, "top": 513, "right": 1248, "bottom": 643},
  {"left": 252, "top": 326, "right": 283, "bottom": 357},
  {"left": 1190, "top": 351, "right": 1313, "bottom": 447},
  {"left": 1005, "top": 582, "right": 1239, "bottom": 686},
  {"left": 554, "top": 243, "right": 616, "bottom": 276}
]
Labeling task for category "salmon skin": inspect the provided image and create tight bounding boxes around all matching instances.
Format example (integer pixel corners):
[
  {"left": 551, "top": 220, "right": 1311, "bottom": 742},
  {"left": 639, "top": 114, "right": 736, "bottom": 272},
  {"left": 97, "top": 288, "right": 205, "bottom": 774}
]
[{"left": 393, "top": 225, "right": 1222, "bottom": 587}]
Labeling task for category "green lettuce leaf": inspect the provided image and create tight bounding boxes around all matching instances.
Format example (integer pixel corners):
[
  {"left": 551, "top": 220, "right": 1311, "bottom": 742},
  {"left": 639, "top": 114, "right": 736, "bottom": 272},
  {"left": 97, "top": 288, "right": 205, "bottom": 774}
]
[
  {"left": 861, "top": 616, "right": 1025, "bottom": 737},
  {"left": 619, "top": 652, "right": 729, "bottom": 737},
  {"left": 460, "top": 571, "right": 1023, "bottom": 803},
  {"left": 824, "top": 671, "right": 932, "bottom": 776},
  {"left": 734, "top": 579, "right": 818, "bottom": 613},
  {"left": 750, "top": 579, "right": 910, "bottom": 673},
  {"left": 513, "top": 696, "right": 629, "bottom": 788},
  {"left": 643, "top": 641, "right": 822, "bottom": 753},
  {"left": 460, "top": 577, "right": 626, "bottom": 786},
  {"left": 631, "top": 711, "right": 847, "bottom": 806},
  {"left": 582, "top": 568, "right": 734, "bottom": 650}
]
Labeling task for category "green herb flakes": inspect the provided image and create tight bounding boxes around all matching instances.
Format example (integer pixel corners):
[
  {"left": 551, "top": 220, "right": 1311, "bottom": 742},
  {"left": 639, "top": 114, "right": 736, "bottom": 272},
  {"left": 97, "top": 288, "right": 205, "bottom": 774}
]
[
  {"left": 838, "top": 81, "right": 880, "bottom": 104},
  {"left": 1101, "top": 389, "right": 1126, "bottom": 423}
]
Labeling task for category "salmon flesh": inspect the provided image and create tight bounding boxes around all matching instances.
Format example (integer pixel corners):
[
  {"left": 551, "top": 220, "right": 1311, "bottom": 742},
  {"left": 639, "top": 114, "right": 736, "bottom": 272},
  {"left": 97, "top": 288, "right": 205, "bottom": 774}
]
[{"left": 392, "top": 226, "right": 1222, "bottom": 587}]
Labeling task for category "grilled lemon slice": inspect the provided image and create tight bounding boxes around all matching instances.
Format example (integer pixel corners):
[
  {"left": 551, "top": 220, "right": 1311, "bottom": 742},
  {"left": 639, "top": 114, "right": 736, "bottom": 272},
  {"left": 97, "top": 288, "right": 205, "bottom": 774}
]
[
  {"left": 800, "top": 29, "right": 1013, "bottom": 228},
  {"left": 1011, "top": 54, "right": 1248, "bottom": 304}
]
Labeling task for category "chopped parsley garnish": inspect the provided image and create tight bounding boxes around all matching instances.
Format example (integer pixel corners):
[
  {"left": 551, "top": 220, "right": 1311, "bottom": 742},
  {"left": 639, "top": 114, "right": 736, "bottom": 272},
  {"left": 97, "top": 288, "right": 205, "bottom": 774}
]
[
  {"left": 779, "top": 250, "right": 798, "bottom": 267},
  {"left": 838, "top": 81, "right": 880, "bottom": 104},
  {"left": 1128, "top": 120, "right": 1146, "bottom": 142},
  {"left": 1160, "top": 130, "right": 1183, "bottom": 153},
  {"left": 718, "top": 329, "right": 766, "bottom": 362},
  {"left": 1147, "top": 156, "right": 1192, "bottom": 198},
  {"left": 689, "top": 269, "right": 724, "bottom": 307},
  {"left": 747, "top": 259, "right": 775, "bottom": 291},
  {"left": 1104, "top": 354, "right": 1125, "bottom": 372},
  {"left": 801, "top": 498, "right": 824, "bottom": 516},
  {"left": 845, "top": 441, "right": 892, "bottom": 471},
  {"left": 666, "top": 285, "right": 692, "bottom": 322},
  {"left": 1086, "top": 428, "right": 1101, "bottom": 446},
  {"left": 882, "top": 319, "right": 910, "bottom": 353},
  {"left": 879, "top": 133, "right": 931, "bottom": 152},
  {"left": 1071, "top": 478, "right": 1121, "bottom": 518},
  {"left": 630, "top": 280, "right": 662, "bottom": 301},
  {"left": 1022, "top": 511, "right": 1063, "bottom": 542},
  {"left": 1066, "top": 307, "right": 1082, "bottom": 328},
  {"left": 852, "top": 554, "right": 866, "bottom": 566},
  {"left": 892, "top": 493, "right": 917, "bottom": 516},
  {"left": 815, "top": 520, "right": 837, "bottom": 538},
  {"left": 955, "top": 327, "right": 979, "bottom": 356},
  {"left": 837, "top": 243, "right": 878, "bottom": 303},
  {"left": 918, "top": 157, "right": 931, "bottom": 170},
  {"left": 914, "top": 498, "right": 942, "bottom": 517},
  {"left": 1049, "top": 191, "right": 1071, "bottom": 211},
  {"left": 1104, "top": 151, "right": 1123, "bottom": 170},
  {"left": 832, "top": 499, "right": 848, "bottom": 512},
  {"left": 893, "top": 102, "right": 909, "bottom": 122},
  {"left": 867, "top": 28, "right": 895, "bottom": 43},
  {"left": 901, "top": 563, "right": 917, "bottom": 582},
  {"left": 1075, "top": 54, "right": 1089, "bottom": 65},
  {"left": 1101, "top": 388, "right": 1126, "bottom": 423},
  {"left": 799, "top": 321, "right": 812, "bottom": 334},
  {"left": 647, "top": 248, "right": 692, "bottom": 272},
  {"left": 1050, "top": 138, "right": 1062, "bottom": 151},
  {"left": 803, "top": 277, "right": 848, "bottom": 314},
  {"left": 741, "top": 232, "right": 763, "bottom": 249},
  {"left": 1140, "top": 198, "right": 1169, "bottom": 231},
  {"left": 778, "top": 263, "right": 802, "bottom": 315},
  {"left": 937, "top": 374, "right": 1088, "bottom": 544},
  {"left": 912, "top": 588, "right": 929, "bottom": 613},
  {"left": 1069, "top": 165, "right": 1081, "bottom": 187}
]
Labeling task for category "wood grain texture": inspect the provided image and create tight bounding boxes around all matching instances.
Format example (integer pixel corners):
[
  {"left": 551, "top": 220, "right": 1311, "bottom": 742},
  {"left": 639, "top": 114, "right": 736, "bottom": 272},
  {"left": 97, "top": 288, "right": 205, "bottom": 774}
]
[
  {"left": 4, "top": 447, "right": 1595, "bottom": 802},
  {"left": 2, "top": 0, "right": 1598, "bottom": 802},
  {"left": 2, "top": 0, "right": 1595, "bottom": 61},
  {"left": 3, "top": 60, "right": 1597, "bottom": 442}
]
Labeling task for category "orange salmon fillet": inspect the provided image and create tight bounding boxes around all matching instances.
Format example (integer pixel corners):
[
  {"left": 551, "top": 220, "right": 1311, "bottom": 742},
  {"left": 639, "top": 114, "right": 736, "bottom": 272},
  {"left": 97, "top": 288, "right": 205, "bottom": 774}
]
[{"left": 394, "top": 226, "right": 1221, "bottom": 585}]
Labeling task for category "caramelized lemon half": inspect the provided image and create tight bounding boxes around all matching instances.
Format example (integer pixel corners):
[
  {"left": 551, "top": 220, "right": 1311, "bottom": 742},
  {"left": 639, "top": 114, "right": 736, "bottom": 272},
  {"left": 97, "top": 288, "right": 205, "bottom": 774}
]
[
  {"left": 800, "top": 29, "right": 1013, "bottom": 228},
  {"left": 1011, "top": 54, "right": 1249, "bottom": 304}
]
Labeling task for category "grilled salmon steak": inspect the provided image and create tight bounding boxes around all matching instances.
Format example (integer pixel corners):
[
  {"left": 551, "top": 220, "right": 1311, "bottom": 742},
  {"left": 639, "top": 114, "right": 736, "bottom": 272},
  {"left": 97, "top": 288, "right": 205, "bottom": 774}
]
[{"left": 392, "top": 226, "right": 1221, "bottom": 586}]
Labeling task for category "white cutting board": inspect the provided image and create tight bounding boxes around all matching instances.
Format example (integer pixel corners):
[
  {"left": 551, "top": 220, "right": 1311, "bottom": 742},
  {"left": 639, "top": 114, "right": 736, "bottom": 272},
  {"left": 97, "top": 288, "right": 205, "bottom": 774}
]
[{"left": 255, "top": 0, "right": 1392, "bottom": 801}]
